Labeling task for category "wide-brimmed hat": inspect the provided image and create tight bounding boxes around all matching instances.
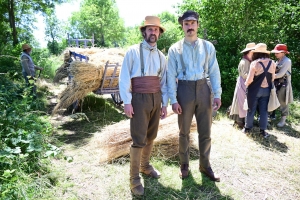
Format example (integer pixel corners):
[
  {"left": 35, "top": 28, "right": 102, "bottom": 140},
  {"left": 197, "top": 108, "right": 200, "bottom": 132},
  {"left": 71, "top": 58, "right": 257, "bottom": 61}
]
[
  {"left": 241, "top": 42, "right": 256, "bottom": 53},
  {"left": 139, "top": 16, "right": 165, "bottom": 33},
  {"left": 271, "top": 44, "right": 289, "bottom": 54},
  {"left": 22, "top": 44, "right": 31, "bottom": 50},
  {"left": 178, "top": 10, "right": 199, "bottom": 25},
  {"left": 252, "top": 43, "right": 270, "bottom": 54}
]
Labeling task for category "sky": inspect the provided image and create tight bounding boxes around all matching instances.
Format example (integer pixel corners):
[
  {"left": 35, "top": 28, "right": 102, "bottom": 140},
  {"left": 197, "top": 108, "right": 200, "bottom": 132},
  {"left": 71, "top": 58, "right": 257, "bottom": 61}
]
[{"left": 34, "top": 0, "right": 182, "bottom": 48}]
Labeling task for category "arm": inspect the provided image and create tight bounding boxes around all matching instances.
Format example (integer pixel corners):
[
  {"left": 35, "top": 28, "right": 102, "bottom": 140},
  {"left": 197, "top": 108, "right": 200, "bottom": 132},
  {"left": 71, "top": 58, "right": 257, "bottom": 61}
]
[
  {"left": 275, "top": 59, "right": 291, "bottom": 79},
  {"left": 34, "top": 66, "right": 43, "bottom": 71},
  {"left": 159, "top": 54, "right": 168, "bottom": 107},
  {"left": 238, "top": 59, "right": 248, "bottom": 80},
  {"left": 21, "top": 56, "right": 32, "bottom": 76},
  {"left": 119, "top": 50, "right": 133, "bottom": 105},
  {"left": 207, "top": 44, "right": 222, "bottom": 99},
  {"left": 245, "top": 62, "right": 256, "bottom": 87},
  {"left": 167, "top": 48, "right": 178, "bottom": 105}
]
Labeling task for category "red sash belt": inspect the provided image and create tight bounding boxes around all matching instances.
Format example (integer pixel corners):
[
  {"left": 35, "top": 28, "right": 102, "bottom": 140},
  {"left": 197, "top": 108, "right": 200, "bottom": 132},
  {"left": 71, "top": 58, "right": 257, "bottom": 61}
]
[{"left": 131, "top": 76, "right": 160, "bottom": 93}]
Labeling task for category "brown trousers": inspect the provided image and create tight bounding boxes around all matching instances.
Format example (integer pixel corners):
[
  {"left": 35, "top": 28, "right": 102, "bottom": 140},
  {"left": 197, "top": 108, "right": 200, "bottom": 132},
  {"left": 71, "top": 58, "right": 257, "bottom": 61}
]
[
  {"left": 177, "top": 79, "right": 212, "bottom": 168},
  {"left": 130, "top": 92, "right": 162, "bottom": 148}
]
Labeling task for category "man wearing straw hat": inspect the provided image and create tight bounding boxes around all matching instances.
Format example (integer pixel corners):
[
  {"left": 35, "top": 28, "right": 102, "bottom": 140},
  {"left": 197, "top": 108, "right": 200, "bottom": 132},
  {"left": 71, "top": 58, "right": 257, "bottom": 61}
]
[
  {"left": 20, "top": 44, "right": 43, "bottom": 95},
  {"left": 119, "top": 16, "right": 168, "bottom": 196},
  {"left": 270, "top": 44, "right": 293, "bottom": 127},
  {"left": 167, "top": 10, "right": 222, "bottom": 181}
]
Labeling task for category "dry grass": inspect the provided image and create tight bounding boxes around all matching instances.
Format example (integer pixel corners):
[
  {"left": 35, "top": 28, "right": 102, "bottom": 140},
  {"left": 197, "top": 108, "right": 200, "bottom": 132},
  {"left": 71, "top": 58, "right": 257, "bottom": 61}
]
[
  {"left": 53, "top": 63, "right": 68, "bottom": 83},
  {"left": 46, "top": 80, "right": 300, "bottom": 199},
  {"left": 48, "top": 107, "right": 300, "bottom": 200}
]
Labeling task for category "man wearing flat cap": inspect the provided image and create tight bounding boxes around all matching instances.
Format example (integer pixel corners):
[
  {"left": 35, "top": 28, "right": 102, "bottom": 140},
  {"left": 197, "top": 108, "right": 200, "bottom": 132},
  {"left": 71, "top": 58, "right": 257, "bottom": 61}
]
[
  {"left": 20, "top": 44, "right": 43, "bottom": 95},
  {"left": 271, "top": 44, "right": 293, "bottom": 127},
  {"left": 119, "top": 16, "right": 168, "bottom": 196},
  {"left": 167, "top": 10, "right": 222, "bottom": 181}
]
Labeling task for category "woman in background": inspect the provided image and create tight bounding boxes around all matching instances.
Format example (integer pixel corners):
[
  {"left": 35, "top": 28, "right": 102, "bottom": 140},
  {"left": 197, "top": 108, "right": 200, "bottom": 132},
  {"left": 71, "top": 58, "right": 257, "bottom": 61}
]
[
  {"left": 243, "top": 43, "right": 276, "bottom": 138},
  {"left": 271, "top": 44, "right": 293, "bottom": 127},
  {"left": 229, "top": 43, "right": 255, "bottom": 128}
]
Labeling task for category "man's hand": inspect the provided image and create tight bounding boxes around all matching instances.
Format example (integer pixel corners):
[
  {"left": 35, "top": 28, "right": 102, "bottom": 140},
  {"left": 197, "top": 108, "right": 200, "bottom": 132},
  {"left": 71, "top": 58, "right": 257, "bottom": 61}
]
[
  {"left": 213, "top": 98, "right": 222, "bottom": 111},
  {"left": 124, "top": 104, "right": 134, "bottom": 118},
  {"left": 172, "top": 103, "right": 182, "bottom": 114},
  {"left": 160, "top": 106, "right": 167, "bottom": 119}
]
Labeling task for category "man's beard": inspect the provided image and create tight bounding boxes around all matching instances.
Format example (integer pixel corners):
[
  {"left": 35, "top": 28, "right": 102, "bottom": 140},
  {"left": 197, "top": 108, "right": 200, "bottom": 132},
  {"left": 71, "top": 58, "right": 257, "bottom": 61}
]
[{"left": 146, "top": 34, "right": 158, "bottom": 43}]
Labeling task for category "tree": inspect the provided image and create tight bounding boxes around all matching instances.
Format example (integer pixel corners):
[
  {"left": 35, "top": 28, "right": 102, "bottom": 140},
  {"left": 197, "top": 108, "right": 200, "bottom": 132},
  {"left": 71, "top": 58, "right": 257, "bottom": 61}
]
[
  {"left": 157, "top": 11, "right": 183, "bottom": 54},
  {"left": 0, "top": 0, "right": 68, "bottom": 47},
  {"left": 68, "top": 0, "right": 125, "bottom": 47},
  {"left": 45, "top": 12, "right": 63, "bottom": 55}
]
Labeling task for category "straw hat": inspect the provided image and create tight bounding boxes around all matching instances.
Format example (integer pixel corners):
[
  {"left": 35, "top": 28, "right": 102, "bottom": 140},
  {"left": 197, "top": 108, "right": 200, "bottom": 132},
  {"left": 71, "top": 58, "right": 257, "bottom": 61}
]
[
  {"left": 139, "top": 16, "right": 165, "bottom": 33},
  {"left": 252, "top": 43, "right": 270, "bottom": 54},
  {"left": 22, "top": 44, "right": 31, "bottom": 50},
  {"left": 241, "top": 43, "right": 256, "bottom": 53},
  {"left": 271, "top": 44, "right": 289, "bottom": 54}
]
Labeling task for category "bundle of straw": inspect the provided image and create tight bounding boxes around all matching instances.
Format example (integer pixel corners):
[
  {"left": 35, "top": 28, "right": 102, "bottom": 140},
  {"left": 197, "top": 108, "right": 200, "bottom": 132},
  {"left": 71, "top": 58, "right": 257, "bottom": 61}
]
[
  {"left": 53, "top": 63, "right": 68, "bottom": 83},
  {"left": 97, "top": 112, "right": 199, "bottom": 163},
  {"left": 52, "top": 61, "right": 103, "bottom": 114},
  {"left": 52, "top": 47, "right": 125, "bottom": 114}
]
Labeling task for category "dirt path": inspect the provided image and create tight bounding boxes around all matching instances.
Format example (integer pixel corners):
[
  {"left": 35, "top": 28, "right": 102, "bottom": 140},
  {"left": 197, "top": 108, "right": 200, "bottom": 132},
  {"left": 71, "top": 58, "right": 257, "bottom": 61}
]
[{"left": 44, "top": 80, "right": 300, "bottom": 200}]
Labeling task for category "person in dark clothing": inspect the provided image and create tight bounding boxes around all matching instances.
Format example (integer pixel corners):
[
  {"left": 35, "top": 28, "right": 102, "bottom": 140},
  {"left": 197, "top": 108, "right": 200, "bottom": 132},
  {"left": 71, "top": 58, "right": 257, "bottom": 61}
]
[{"left": 243, "top": 43, "right": 276, "bottom": 138}]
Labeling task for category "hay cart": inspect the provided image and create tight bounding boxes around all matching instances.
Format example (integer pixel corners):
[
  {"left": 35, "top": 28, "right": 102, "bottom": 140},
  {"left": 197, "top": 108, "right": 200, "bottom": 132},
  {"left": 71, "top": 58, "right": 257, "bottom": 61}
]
[
  {"left": 93, "top": 61, "right": 123, "bottom": 106},
  {"left": 69, "top": 50, "right": 123, "bottom": 106}
]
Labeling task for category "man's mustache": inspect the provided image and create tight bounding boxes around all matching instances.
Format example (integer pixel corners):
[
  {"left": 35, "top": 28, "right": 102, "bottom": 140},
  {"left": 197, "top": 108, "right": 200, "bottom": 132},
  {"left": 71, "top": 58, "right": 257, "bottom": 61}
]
[
  {"left": 149, "top": 34, "right": 157, "bottom": 39},
  {"left": 187, "top": 29, "right": 194, "bottom": 33}
]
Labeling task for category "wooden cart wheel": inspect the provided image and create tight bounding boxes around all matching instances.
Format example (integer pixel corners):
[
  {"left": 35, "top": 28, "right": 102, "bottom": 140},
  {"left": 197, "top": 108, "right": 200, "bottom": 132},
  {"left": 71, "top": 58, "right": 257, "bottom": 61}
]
[{"left": 111, "top": 93, "right": 123, "bottom": 106}]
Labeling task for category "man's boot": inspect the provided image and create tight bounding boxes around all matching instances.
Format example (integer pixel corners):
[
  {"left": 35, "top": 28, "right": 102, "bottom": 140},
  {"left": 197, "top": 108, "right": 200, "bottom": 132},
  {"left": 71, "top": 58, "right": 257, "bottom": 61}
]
[
  {"left": 140, "top": 141, "right": 161, "bottom": 178},
  {"left": 277, "top": 116, "right": 286, "bottom": 127},
  {"left": 130, "top": 147, "right": 144, "bottom": 196}
]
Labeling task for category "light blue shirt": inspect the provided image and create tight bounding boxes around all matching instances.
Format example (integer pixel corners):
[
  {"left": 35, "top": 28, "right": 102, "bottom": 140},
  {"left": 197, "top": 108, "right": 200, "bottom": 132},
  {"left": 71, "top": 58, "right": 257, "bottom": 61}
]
[
  {"left": 20, "top": 52, "right": 35, "bottom": 76},
  {"left": 167, "top": 38, "right": 222, "bottom": 104},
  {"left": 119, "top": 40, "right": 168, "bottom": 106}
]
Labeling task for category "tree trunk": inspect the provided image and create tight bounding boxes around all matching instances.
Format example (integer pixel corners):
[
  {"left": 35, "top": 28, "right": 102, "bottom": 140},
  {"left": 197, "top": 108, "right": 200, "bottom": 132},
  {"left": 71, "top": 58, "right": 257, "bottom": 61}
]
[{"left": 8, "top": 0, "right": 18, "bottom": 46}]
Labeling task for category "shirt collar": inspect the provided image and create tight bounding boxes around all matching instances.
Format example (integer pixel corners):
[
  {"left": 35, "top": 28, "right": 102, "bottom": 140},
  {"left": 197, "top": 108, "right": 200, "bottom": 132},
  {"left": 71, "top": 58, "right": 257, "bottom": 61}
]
[
  {"left": 183, "top": 38, "right": 199, "bottom": 46},
  {"left": 142, "top": 40, "right": 158, "bottom": 51}
]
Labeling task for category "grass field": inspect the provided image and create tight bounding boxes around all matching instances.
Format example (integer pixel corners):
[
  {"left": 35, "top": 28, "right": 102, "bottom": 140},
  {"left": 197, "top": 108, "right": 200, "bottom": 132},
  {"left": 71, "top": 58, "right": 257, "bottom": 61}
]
[{"left": 42, "top": 81, "right": 300, "bottom": 200}]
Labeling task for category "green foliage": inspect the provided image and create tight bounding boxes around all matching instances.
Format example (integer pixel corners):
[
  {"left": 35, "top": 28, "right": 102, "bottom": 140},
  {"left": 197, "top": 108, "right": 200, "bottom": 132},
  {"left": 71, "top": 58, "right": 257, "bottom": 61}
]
[
  {"left": 0, "top": 76, "right": 59, "bottom": 199},
  {"left": 158, "top": 12, "right": 184, "bottom": 54},
  {"left": 30, "top": 48, "right": 63, "bottom": 79},
  {"left": 68, "top": 0, "right": 125, "bottom": 47},
  {"left": 122, "top": 26, "right": 143, "bottom": 48}
]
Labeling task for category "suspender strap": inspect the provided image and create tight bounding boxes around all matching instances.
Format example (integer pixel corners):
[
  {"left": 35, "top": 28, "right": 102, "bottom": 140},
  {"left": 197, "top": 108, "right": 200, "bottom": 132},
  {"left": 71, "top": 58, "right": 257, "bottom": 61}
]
[
  {"left": 258, "top": 61, "right": 271, "bottom": 73},
  {"left": 140, "top": 43, "right": 145, "bottom": 76},
  {"left": 259, "top": 60, "right": 272, "bottom": 87},
  {"left": 179, "top": 39, "right": 208, "bottom": 78},
  {"left": 202, "top": 39, "right": 208, "bottom": 77},
  {"left": 139, "top": 43, "right": 162, "bottom": 76},
  {"left": 178, "top": 40, "right": 186, "bottom": 77}
]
